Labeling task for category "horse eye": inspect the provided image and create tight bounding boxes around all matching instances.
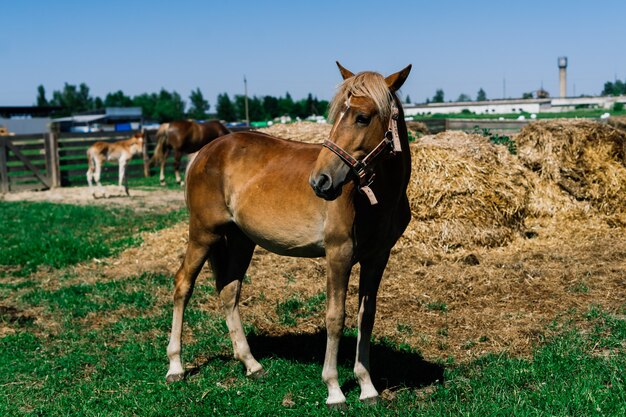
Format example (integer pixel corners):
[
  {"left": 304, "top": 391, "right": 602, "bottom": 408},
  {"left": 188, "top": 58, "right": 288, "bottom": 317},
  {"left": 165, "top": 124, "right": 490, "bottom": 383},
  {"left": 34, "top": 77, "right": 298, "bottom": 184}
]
[{"left": 356, "top": 115, "right": 371, "bottom": 125}]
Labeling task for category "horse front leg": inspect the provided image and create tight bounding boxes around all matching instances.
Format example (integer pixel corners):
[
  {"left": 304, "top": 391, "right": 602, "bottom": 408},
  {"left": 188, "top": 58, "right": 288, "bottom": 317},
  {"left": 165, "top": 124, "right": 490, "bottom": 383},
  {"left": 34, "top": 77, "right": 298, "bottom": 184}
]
[
  {"left": 322, "top": 243, "right": 353, "bottom": 408},
  {"left": 354, "top": 250, "right": 390, "bottom": 404}
]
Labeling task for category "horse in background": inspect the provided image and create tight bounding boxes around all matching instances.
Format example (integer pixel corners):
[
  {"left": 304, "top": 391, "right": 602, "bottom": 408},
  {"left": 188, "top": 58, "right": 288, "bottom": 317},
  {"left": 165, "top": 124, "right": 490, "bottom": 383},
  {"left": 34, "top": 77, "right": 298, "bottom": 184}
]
[
  {"left": 150, "top": 120, "right": 230, "bottom": 186},
  {"left": 86, "top": 132, "right": 144, "bottom": 198},
  {"left": 165, "top": 62, "right": 412, "bottom": 408}
]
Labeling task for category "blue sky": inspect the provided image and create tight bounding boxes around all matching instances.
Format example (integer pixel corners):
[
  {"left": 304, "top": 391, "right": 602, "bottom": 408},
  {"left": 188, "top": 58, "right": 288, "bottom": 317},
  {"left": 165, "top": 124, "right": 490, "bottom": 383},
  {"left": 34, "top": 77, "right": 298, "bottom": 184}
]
[{"left": 2, "top": 0, "right": 625, "bottom": 108}]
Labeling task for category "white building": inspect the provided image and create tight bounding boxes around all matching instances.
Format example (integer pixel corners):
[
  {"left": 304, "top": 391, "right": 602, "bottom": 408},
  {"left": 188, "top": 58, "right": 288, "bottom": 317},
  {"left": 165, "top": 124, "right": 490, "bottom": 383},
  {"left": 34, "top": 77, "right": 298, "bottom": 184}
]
[{"left": 404, "top": 95, "right": 626, "bottom": 117}]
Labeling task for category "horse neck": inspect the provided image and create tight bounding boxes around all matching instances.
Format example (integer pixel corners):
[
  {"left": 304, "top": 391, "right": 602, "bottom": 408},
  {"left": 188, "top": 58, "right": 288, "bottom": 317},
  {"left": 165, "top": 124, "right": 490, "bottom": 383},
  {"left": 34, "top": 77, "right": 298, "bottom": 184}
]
[{"left": 384, "top": 95, "right": 411, "bottom": 185}]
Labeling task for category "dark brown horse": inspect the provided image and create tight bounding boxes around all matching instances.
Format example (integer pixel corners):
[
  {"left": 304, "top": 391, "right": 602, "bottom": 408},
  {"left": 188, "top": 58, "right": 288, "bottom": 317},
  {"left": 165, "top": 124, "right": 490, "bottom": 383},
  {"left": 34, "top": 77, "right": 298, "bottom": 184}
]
[
  {"left": 151, "top": 120, "right": 230, "bottom": 185},
  {"left": 166, "top": 62, "right": 412, "bottom": 408}
]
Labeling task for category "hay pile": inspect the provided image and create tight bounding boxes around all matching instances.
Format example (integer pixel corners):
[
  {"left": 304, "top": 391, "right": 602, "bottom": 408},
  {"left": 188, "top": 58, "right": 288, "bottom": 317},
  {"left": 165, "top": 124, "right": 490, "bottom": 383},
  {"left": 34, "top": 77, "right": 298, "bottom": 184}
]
[
  {"left": 516, "top": 120, "right": 626, "bottom": 219},
  {"left": 405, "top": 131, "right": 531, "bottom": 251},
  {"left": 257, "top": 122, "right": 330, "bottom": 143},
  {"left": 607, "top": 115, "right": 626, "bottom": 132}
]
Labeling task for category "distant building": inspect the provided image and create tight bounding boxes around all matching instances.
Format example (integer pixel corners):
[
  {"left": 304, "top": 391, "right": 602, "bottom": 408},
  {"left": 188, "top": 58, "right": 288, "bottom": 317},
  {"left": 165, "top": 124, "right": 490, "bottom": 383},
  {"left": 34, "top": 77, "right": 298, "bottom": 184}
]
[
  {"left": 0, "top": 106, "right": 63, "bottom": 135},
  {"left": 404, "top": 95, "right": 626, "bottom": 117},
  {"left": 52, "top": 107, "right": 143, "bottom": 132}
]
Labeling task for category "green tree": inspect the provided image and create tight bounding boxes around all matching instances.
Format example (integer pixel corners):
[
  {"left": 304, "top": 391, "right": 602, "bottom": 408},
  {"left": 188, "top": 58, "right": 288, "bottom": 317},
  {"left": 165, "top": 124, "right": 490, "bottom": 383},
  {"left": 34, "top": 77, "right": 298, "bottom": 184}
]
[
  {"left": 153, "top": 89, "right": 185, "bottom": 122},
  {"left": 522, "top": 92, "right": 534, "bottom": 99},
  {"left": 456, "top": 93, "right": 471, "bottom": 102},
  {"left": 476, "top": 88, "right": 487, "bottom": 101},
  {"left": 263, "top": 95, "right": 279, "bottom": 119},
  {"left": 132, "top": 93, "right": 158, "bottom": 120},
  {"left": 602, "top": 80, "right": 626, "bottom": 96},
  {"left": 36, "top": 85, "right": 48, "bottom": 106},
  {"left": 187, "top": 88, "right": 210, "bottom": 120},
  {"left": 432, "top": 89, "right": 445, "bottom": 103},
  {"left": 278, "top": 92, "right": 295, "bottom": 116},
  {"left": 49, "top": 82, "right": 96, "bottom": 116},
  {"left": 247, "top": 96, "right": 267, "bottom": 121},
  {"left": 405, "top": 94, "right": 412, "bottom": 104},
  {"left": 216, "top": 93, "right": 237, "bottom": 122},
  {"left": 104, "top": 90, "right": 133, "bottom": 107}
]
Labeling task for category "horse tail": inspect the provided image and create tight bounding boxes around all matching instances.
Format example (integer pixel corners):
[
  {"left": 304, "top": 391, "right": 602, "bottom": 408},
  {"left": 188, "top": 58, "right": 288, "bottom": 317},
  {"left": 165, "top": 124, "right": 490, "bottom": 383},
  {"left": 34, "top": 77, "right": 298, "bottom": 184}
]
[{"left": 150, "top": 123, "right": 170, "bottom": 166}]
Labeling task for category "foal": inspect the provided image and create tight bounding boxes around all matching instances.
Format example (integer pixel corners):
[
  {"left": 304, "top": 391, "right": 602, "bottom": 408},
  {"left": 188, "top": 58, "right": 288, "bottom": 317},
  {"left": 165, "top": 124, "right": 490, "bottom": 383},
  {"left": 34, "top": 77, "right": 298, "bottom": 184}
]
[
  {"left": 166, "top": 63, "right": 412, "bottom": 408},
  {"left": 86, "top": 132, "right": 144, "bottom": 197}
]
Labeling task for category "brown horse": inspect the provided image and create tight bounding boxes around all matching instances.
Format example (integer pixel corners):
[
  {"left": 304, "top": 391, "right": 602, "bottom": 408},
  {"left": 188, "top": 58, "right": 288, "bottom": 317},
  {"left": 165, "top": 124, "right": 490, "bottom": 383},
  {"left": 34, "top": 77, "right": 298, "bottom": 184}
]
[
  {"left": 166, "top": 62, "right": 412, "bottom": 408},
  {"left": 151, "top": 120, "right": 230, "bottom": 185}
]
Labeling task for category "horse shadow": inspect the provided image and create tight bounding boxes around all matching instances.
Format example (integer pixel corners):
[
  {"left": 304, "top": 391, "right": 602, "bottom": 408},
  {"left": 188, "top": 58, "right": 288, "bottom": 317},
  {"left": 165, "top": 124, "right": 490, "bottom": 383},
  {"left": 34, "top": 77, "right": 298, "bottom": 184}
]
[{"left": 241, "top": 331, "right": 445, "bottom": 392}]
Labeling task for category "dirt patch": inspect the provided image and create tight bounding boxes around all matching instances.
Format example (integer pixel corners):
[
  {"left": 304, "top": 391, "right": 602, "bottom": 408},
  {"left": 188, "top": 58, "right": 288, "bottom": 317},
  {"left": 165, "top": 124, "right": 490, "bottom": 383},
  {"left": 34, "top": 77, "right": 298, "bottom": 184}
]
[{"left": 1, "top": 185, "right": 186, "bottom": 213}]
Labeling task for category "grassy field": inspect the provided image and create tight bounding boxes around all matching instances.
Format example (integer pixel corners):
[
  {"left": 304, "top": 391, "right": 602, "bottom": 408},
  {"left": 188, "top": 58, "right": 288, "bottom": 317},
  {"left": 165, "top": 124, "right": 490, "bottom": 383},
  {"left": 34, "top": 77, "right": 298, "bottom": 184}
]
[{"left": 1, "top": 200, "right": 625, "bottom": 416}]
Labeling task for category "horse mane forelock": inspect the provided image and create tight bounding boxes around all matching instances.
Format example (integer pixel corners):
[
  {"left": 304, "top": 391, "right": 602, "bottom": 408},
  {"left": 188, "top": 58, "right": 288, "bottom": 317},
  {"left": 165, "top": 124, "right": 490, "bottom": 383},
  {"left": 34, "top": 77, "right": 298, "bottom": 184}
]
[{"left": 328, "top": 71, "right": 394, "bottom": 123}]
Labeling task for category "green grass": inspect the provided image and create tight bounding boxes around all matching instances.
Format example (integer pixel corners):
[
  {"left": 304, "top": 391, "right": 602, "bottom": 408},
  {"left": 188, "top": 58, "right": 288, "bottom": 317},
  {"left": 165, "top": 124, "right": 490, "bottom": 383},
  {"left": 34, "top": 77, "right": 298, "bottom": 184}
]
[
  {"left": 0, "top": 201, "right": 187, "bottom": 276},
  {"left": 1, "top": 198, "right": 625, "bottom": 416},
  {"left": 2, "top": 272, "right": 625, "bottom": 416}
]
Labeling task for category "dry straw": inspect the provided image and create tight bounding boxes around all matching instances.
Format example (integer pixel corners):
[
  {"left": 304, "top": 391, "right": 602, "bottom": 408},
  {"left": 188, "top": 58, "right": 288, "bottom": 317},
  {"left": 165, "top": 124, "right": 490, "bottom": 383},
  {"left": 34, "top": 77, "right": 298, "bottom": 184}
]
[
  {"left": 516, "top": 119, "right": 626, "bottom": 222},
  {"left": 404, "top": 131, "right": 531, "bottom": 251}
]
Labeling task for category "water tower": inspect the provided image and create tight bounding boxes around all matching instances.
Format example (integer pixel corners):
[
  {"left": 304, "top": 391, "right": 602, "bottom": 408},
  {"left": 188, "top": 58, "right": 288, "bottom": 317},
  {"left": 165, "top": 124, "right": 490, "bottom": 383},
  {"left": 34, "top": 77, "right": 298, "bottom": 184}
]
[{"left": 558, "top": 56, "right": 568, "bottom": 98}]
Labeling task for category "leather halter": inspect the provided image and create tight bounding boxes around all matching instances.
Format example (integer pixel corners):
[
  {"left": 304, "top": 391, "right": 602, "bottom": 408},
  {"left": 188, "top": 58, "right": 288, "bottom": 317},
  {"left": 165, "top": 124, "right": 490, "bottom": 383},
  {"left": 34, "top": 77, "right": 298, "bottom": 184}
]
[{"left": 323, "top": 98, "right": 401, "bottom": 205}]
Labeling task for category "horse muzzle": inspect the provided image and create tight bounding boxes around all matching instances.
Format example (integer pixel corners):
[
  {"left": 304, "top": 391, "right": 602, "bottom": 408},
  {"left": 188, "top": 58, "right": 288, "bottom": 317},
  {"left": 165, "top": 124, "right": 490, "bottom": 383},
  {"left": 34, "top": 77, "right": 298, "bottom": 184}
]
[{"left": 309, "top": 173, "right": 343, "bottom": 201}]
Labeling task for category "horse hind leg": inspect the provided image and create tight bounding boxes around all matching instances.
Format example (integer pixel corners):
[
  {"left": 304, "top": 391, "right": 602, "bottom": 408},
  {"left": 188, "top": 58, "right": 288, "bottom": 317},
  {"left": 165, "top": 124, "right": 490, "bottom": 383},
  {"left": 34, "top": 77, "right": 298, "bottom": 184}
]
[
  {"left": 174, "top": 150, "right": 183, "bottom": 186},
  {"left": 212, "top": 226, "right": 262, "bottom": 377},
  {"left": 159, "top": 152, "right": 168, "bottom": 186},
  {"left": 118, "top": 157, "right": 129, "bottom": 196},
  {"left": 166, "top": 232, "right": 216, "bottom": 382},
  {"left": 93, "top": 158, "right": 106, "bottom": 198},
  {"left": 86, "top": 161, "right": 95, "bottom": 196}
]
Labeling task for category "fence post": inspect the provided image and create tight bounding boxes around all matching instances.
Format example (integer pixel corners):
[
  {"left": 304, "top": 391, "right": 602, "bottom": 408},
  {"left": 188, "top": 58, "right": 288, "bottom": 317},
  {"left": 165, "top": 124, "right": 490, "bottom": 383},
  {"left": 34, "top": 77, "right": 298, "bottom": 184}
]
[
  {"left": 0, "top": 139, "right": 9, "bottom": 193},
  {"left": 45, "top": 132, "right": 61, "bottom": 188}
]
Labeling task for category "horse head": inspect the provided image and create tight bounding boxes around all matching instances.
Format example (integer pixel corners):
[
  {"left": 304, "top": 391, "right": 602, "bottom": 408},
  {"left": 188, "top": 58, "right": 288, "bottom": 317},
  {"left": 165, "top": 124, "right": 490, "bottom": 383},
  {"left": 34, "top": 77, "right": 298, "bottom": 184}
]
[{"left": 309, "top": 62, "right": 411, "bottom": 203}]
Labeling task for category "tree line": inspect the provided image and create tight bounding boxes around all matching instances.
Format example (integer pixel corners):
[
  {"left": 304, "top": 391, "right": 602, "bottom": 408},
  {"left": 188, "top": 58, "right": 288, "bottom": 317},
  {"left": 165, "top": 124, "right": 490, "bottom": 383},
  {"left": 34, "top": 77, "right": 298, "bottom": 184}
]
[{"left": 35, "top": 83, "right": 329, "bottom": 123}]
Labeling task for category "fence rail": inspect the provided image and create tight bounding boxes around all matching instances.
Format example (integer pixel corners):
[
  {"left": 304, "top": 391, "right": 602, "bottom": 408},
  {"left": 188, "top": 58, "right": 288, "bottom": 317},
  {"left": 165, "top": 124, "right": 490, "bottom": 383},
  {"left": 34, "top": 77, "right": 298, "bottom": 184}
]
[
  {"left": 1, "top": 121, "right": 526, "bottom": 193},
  {"left": 416, "top": 118, "right": 530, "bottom": 135}
]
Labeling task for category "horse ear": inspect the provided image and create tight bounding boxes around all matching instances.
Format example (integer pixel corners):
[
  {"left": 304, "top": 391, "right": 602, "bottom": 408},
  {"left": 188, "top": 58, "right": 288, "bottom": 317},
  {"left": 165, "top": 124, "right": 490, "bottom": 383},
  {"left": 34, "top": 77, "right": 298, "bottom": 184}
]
[
  {"left": 336, "top": 61, "right": 355, "bottom": 80},
  {"left": 385, "top": 64, "right": 412, "bottom": 92}
]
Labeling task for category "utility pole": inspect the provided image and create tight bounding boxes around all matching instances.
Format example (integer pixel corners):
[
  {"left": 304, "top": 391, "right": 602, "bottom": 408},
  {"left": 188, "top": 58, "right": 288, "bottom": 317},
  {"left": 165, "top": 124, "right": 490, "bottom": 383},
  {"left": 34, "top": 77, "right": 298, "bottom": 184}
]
[{"left": 244, "top": 75, "right": 250, "bottom": 126}]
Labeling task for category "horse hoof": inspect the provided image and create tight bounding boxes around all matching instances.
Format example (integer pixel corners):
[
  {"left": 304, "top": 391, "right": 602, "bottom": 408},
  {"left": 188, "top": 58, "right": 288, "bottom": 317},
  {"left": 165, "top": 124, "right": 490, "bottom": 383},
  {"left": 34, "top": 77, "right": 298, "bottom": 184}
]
[
  {"left": 247, "top": 368, "right": 267, "bottom": 380},
  {"left": 326, "top": 401, "right": 348, "bottom": 411},
  {"left": 165, "top": 373, "right": 185, "bottom": 383},
  {"left": 160, "top": 181, "right": 166, "bottom": 186},
  {"left": 360, "top": 395, "right": 379, "bottom": 406}
]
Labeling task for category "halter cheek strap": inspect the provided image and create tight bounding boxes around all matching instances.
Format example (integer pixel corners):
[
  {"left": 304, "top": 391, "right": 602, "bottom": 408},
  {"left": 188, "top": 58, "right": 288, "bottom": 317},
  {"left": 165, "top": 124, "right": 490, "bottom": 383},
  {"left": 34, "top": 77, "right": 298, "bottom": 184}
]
[{"left": 323, "top": 99, "right": 401, "bottom": 205}]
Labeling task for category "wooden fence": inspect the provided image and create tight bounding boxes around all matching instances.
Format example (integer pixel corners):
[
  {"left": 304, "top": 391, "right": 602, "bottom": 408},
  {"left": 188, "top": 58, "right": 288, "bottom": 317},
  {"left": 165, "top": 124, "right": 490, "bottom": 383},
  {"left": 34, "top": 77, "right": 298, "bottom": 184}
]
[
  {"left": 0, "top": 130, "right": 162, "bottom": 193},
  {"left": 0, "top": 126, "right": 253, "bottom": 193},
  {"left": 0, "top": 121, "right": 527, "bottom": 193},
  {"left": 416, "top": 118, "right": 530, "bottom": 135}
]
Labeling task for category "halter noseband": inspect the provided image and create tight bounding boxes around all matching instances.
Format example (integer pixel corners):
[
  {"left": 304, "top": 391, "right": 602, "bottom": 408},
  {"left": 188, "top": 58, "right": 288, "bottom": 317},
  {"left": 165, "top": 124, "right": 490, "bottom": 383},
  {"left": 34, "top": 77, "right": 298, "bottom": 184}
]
[{"left": 323, "top": 98, "right": 401, "bottom": 205}]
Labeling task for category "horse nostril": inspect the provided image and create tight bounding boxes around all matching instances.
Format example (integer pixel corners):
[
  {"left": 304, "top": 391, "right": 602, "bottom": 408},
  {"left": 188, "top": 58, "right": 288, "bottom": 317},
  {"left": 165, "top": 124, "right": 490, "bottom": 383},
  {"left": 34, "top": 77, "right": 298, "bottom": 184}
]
[{"left": 311, "top": 173, "right": 332, "bottom": 193}]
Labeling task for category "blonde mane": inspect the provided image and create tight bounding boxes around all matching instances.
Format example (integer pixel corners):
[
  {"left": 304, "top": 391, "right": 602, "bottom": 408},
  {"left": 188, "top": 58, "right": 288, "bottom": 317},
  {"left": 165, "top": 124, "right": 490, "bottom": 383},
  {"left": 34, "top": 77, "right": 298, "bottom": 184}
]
[{"left": 328, "top": 71, "right": 394, "bottom": 123}]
